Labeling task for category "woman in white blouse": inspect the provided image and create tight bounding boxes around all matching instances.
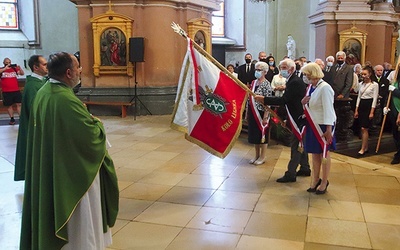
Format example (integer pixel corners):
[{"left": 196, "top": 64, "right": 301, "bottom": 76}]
[
  {"left": 354, "top": 66, "right": 379, "bottom": 156},
  {"left": 301, "top": 63, "right": 336, "bottom": 195},
  {"left": 270, "top": 72, "right": 286, "bottom": 97},
  {"left": 226, "top": 64, "right": 238, "bottom": 78}
]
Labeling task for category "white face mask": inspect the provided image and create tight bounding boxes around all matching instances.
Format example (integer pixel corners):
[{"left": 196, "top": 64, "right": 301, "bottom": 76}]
[
  {"left": 302, "top": 75, "right": 310, "bottom": 84},
  {"left": 327, "top": 62, "right": 333, "bottom": 67}
]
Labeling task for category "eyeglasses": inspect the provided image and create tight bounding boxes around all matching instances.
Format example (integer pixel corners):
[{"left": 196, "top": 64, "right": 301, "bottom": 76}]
[{"left": 255, "top": 69, "right": 263, "bottom": 72}]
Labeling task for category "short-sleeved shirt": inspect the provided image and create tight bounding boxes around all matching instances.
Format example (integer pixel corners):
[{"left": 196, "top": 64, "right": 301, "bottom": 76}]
[{"left": 1, "top": 67, "right": 20, "bottom": 92}]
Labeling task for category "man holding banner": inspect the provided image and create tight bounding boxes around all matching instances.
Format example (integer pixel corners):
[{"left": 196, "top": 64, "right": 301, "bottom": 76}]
[{"left": 255, "top": 59, "right": 310, "bottom": 183}]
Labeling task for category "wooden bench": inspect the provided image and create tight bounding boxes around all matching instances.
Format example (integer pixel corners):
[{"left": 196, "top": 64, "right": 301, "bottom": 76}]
[{"left": 83, "top": 101, "right": 134, "bottom": 118}]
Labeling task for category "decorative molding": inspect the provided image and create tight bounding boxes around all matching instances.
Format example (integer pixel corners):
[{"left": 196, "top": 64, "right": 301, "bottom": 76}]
[{"left": 90, "top": 6, "right": 134, "bottom": 77}]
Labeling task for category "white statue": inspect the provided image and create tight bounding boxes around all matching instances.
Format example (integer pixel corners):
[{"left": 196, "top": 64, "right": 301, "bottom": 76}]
[{"left": 286, "top": 35, "right": 296, "bottom": 60}]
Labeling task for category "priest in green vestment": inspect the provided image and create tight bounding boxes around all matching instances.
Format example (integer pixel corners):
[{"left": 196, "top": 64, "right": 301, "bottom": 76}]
[
  {"left": 20, "top": 52, "right": 119, "bottom": 249},
  {"left": 14, "top": 55, "right": 48, "bottom": 181}
]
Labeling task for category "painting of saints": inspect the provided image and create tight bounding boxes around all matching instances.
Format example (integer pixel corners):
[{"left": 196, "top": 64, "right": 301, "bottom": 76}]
[
  {"left": 100, "top": 28, "right": 127, "bottom": 66},
  {"left": 343, "top": 39, "right": 361, "bottom": 65}
]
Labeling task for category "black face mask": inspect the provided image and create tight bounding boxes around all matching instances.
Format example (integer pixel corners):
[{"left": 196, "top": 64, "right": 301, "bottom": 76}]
[
  {"left": 245, "top": 59, "right": 251, "bottom": 64},
  {"left": 296, "top": 64, "right": 301, "bottom": 70},
  {"left": 260, "top": 58, "right": 268, "bottom": 63},
  {"left": 337, "top": 60, "right": 344, "bottom": 65}
]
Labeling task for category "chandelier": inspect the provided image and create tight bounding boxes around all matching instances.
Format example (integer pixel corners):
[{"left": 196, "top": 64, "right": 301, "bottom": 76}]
[{"left": 249, "top": 0, "right": 275, "bottom": 2}]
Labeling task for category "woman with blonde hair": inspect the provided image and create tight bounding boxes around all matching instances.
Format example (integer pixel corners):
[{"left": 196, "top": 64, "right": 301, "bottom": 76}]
[{"left": 301, "top": 63, "right": 336, "bottom": 194}]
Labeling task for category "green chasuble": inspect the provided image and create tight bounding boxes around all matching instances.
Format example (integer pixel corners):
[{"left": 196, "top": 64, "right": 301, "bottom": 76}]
[
  {"left": 20, "top": 80, "right": 119, "bottom": 250},
  {"left": 14, "top": 75, "right": 45, "bottom": 181},
  {"left": 392, "top": 82, "right": 400, "bottom": 112}
]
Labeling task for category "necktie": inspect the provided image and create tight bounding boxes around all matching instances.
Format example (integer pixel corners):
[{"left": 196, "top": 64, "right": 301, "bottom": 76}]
[
  {"left": 336, "top": 65, "right": 340, "bottom": 71},
  {"left": 326, "top": 66, "right": 330, "bottom": 72},
  {"left": 247, "top": 64, "right": 250, "bottom": 73}
]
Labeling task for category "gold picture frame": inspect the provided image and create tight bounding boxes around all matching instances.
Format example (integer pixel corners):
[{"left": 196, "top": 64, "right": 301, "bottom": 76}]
[
  {"left": 90, "top": 9, "right": 134, "bottom": 77},
  {"left": 187, "top": 18, "right": 212, "bottom": 54},
  {"left": 339, "top": 24, "right": 368, "bottom": 65}
]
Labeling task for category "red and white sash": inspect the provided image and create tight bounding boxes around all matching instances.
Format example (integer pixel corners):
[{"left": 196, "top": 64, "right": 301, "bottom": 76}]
[
  {"left": 249, "top": 80, "right": 270, "bottom": 143},
  {"left": 303, "top": 82, "right": 334, "bottom": 160},
  {"left": 285, "top": 105, "right": 305, "bottom": 152}
]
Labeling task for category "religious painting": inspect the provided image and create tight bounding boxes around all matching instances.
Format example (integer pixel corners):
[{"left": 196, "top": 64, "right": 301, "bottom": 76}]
[
  {"left": 342, "top": 39, "right": 361, "bottom": 65},
  {"left": 339, "top": 25, "right": 367, "bottom": 65},
  {"left": 194, "top": 31, "right": 206, "bottom": 50},
  {"left": 100, "top": 28, "right": 127, "bottom": 66},
  {"left": 187, "top": 18, "right": 212, "bottom": 54},
  {"left": 90, "top": 10, "right": 133, "bottom": 76}
]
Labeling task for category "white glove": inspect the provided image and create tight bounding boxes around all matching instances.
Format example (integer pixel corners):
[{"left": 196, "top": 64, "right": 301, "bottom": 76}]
[
  {"left": 389, "top": 85, "right": 396, "bottom": 92},
  {"left": 383, "top": 107, "right": 390, "bottom": 115}
]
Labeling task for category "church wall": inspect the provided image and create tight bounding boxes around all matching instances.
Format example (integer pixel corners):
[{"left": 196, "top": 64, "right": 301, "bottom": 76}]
[
  {"left": 0, "top": 0, "right": 78, "bottom": 75},
  {"left": 366, "top": 23, "right": 389, "bottom": 65},
  {"left": 275, "top": 0, "right": 311, "bottom": 60},
  {"left": 77, "top": 2, "right": 206, "bottom": 89},
  {"left": 225, "top": 0, "right": 320, "bottom": 71},
  {"left": 72, "top": 0, "right": 220, "bottom": 115}
]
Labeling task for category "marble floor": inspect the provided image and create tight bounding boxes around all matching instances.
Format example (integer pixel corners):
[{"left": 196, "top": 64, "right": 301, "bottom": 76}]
[{"left": 1, "top": 115, "right": 400, "bottom": 250}]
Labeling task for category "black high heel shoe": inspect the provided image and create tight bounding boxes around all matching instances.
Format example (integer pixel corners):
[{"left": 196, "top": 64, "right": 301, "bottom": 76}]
[
  {"left": 315, "top": 181, "right": 329, "bottom": 195},
  {"left": 357, "top": 150, "right": 369, "bottom": 156},
  {"left": 307, "top": 179, "right": 322, "bottom": 193}
]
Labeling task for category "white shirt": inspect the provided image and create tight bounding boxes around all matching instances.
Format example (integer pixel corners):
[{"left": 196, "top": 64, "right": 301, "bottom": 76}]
[
  {"left": 356, "top": 81, "right": 379, "bottom": 108},
  {"left": 308, "top": 80, "right": 336, "bottom": 125},
  {"left": 387, "top": 70, "right": 396, "bottom": 84},
  {"left": 271, "top": 74, "right": 286, "bottom": 97}
]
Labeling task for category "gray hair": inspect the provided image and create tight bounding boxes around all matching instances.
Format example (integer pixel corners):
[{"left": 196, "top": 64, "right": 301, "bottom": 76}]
[
  {"left": 326, "top": 55, "right": 334, "bottom": 62},
  {"left": 314, "top": 58, "right": 325, "bottom": 68},
  {"left": 374, "top": 64, "right": 384, "bottom": 71},
  {"left": 336, "top": 51, "right": 346, "bottom": 59},
  {"left": 279, "top": 58, "right": 295, "bottom": 70},
  {"left": 354, "top": 63, "right": 362, "bottom": 70},
  {"left": 255, "top": 61, "right": 269, "bottom": 73}
]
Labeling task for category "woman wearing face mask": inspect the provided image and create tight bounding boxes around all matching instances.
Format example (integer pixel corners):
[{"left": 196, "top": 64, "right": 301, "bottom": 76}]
[
  {"left": 247, "top": 61, "right": 273, "bottom": 165},
  {"left": 354, "top": 66, "right": 379, "bottom": 156},
  {"left": 301, "top": 63, "right": 336, "bottom": 195},
  {"left": 265, "top": 56, "right": 279, "bottom": 83}
]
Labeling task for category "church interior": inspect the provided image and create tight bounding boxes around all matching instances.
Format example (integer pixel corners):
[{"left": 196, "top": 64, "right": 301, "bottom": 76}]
[{"left": 1, "top": 0, "right": 400, "bottom": 249}]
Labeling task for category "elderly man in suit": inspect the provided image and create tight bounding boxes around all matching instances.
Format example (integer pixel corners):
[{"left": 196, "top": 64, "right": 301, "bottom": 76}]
[
  {"left": 315, "top": 58, "right": 333, "bottom": 86},
  {"left": 255, "top": 59, "right": 310, "bottom": 183},
  {"left": 332, "top": 51, "right": 353, "bottom": 99},
  {"left": 237, "top": 53, "right": 256, "bottom": 87}
]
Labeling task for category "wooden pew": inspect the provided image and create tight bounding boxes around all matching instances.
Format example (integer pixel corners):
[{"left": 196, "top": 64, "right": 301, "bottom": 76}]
[{"left": 83, "top": 101, "right": 134, "bottom": 118}]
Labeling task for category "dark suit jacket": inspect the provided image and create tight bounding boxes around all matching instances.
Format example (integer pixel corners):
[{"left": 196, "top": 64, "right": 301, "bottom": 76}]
[
  {"left": 237, "top": 63, "right": 256, "bottom": 86},
  {"left": 332, "top": 63, "right": 353, "bottom": 98},
  {"left": 265, "top": 67, "right": 279, "bottom": 82},
  {"left": 372, "top": 74, "right": 390, "bottom": 105},
  {"left": 263, "top": 74, "right": 306, "bottom": 127},
  {"left": 322, "top": 69, "right": 334, "bottom": 86},
  {"left": 383, "top": 69, "right": 393, "bottom": 79}
]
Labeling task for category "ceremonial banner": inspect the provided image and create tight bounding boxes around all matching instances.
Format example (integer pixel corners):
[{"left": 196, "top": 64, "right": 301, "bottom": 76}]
[{"left": 171, "top": 39, "right": 248, "bottom": 158}]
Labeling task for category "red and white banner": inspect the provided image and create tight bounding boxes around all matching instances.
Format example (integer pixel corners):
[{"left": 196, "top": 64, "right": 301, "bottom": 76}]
[{"left": 171, "top": 39, "right": 248, "bottom": 158}]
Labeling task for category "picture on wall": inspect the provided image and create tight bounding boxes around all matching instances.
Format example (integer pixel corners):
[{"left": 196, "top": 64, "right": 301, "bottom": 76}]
[
  {"left": 100, "top": 28, "right": 127, "bottom": 66},
  {"left": 342, "top": 39, "right": 361, "bottom": 65}
]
